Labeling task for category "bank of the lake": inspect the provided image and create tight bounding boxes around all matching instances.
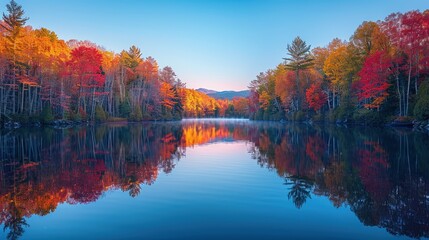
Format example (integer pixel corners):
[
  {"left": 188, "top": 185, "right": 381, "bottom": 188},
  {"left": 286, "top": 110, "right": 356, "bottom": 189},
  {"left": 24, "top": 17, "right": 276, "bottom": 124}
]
[{"left": 2, "top": 117, "right": 429, "bottom": 134}]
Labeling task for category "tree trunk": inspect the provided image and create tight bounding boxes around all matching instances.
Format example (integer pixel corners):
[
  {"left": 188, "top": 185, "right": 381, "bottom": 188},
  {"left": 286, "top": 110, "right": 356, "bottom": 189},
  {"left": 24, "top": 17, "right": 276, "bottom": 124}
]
[
  {"left": 91, "top": 88, "right": 96, "bottom": 120},
  {"left": 415, "top": 55, "right": 419, "bottom": 94},
  {"left": 20, "top": 84, "right": 25, "bottom": 113},
  {"left": 395, "top": 70, "right": 402, "bottom": 116},
  {"left": 120, "top": 65, "right": 125, "bottom": 102},
  {"left": 327, "top": 90, "right": 331, "bottom": 110},
  {"left": 61, "top": 79, "right": 65, "bottom": 119},
  {"left": 28, "top": 85, "right": 31, "bottom": 115},
  {"left": 406, "top": 61, "right": 412, "bottom": 116},
  {"left": 295, "top": 70, "right": 300, "bottom": 110}
]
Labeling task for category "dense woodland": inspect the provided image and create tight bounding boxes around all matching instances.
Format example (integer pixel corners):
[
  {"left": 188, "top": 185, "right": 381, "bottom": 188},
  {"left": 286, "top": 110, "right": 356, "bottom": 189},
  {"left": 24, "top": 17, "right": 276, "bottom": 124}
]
[
  {"left": 0, "top": 0, "right": 248, "bottom": 126},
  {"left": 250, "top": 10, "right": 429, "bottom": 124},
  {"left": 0, "top": 0, "right": 428, "bottom": 126}
]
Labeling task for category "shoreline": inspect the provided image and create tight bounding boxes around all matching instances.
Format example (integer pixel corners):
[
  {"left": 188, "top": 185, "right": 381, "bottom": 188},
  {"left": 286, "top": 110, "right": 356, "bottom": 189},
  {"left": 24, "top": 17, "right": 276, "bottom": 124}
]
[{"left": 1, "top": 118, "right": 428, "bottom": 132}]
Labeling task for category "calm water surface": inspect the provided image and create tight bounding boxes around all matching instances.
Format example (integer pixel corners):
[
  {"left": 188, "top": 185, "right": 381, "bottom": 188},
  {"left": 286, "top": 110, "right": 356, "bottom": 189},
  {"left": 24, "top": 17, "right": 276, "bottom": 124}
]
[{"left": 0, "top": 119, "right": 428, "bottom": 239}]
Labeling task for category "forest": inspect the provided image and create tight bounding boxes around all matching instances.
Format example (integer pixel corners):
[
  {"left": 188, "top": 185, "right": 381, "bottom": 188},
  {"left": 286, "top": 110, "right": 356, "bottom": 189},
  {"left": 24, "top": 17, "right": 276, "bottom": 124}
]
[
  {"left": 1, "top": 0, "right": 428, "bottom": 127},
  {"left": 249, "top": 10, "right": 429, "bottom": 125},
  {"left": 0, "top": 0, "right": 248, "bottom": 127}
]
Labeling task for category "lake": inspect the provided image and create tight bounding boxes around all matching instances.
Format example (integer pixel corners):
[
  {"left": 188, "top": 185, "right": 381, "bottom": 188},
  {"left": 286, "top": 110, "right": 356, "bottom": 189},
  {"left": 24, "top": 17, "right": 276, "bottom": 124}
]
[{"left": 0, "top": 119, "right": 428, "bottom": 240}]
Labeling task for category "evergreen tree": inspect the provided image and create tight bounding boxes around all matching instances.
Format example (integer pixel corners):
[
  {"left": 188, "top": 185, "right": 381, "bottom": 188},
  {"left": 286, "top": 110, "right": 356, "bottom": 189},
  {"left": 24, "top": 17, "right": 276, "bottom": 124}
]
[
  {"left": 2, "top": 0, "right": 29, "bottom": 50},
  {"left": 414, "top": 81, "right": 429, "bottom": 120},
  {"left": 1, "top": 0, "right": 29, "bottom": 115},
  {"left": 284, "top": 37, "right": 314, "bottom": 110},
  {"left": 125, "top": 45, "right": 142, "bottom": 70}
]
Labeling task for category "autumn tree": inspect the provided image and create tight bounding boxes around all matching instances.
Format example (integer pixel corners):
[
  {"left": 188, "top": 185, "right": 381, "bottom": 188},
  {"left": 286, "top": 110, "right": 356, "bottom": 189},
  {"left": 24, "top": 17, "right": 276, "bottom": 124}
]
[
  {"left": 323, "top": 39, "right": 361, "bottom": 118},
  {"left": 381, "top": 11, "right": 429, "bottom": 116},
  {"left": 231, "top": 97, "right": 249, "bottom": 117},
  {"left": 159, "top": 66, "right": 176, "bottom": 85},
  {"left": 248, "top": 90, "right": 259, "bottom": 119},
  {"left": 159, "top": 67, "right": 183, "bottom": 119},
  {"left": 135, "top": 56, "right": 158, "bottom": 118},
  {"left": 100, "top": 50, "right": 118, "bottom": 116},
  {"left": 354, "top": 51, "right": 392, "bottom": 110},
  {"left": 66, "top": 46, "right": 105, "bottom": 120},
  {"left": 116, "top": 45, "right": 143, "bottom": 117},
  {"left": 350, "top": 21, "right": 390, "bottom": 57},
  {"left": 160, "top": 83, "right": 175, "bottom": 110},
  {"left": 306, "top": 82, "right": 327, "bottom": 112},
  {"left": 323, "top": 40, "right": 349, "bottom": 109},
  {"left": 183, "top": 89, "right": 220, "bottom": 117},
  {"left": 312, "top": 47, "right": 329, "bottom": 75},
  {"left": 274, "top": 64, "right": 295, "bottom": 111},
  {"left": 249, "top": 70, "right": 283, "bottom": 120},
  {"left": 21, "top": 27, "right": 70, "bottom": 117},
  {"left": 159, "top": 66, "right": 177, "bottom": 112}
]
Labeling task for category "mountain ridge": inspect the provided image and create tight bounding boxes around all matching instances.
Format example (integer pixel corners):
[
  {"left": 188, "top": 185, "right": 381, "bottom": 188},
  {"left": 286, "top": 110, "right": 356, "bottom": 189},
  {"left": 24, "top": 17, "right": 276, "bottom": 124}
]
[{"left": 196, "top": 88, "right": 250, "bottom": 100}]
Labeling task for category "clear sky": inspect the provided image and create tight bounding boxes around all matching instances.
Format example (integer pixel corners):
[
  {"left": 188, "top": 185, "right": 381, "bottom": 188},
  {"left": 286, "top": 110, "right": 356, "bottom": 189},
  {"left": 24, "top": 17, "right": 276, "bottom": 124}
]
[{"left": 12, "top": 0, "right": 429, "bottom": 91}]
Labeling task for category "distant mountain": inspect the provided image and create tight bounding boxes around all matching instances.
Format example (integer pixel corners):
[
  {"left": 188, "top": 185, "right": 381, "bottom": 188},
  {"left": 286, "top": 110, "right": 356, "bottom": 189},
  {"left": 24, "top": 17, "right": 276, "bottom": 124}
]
[
  {"left": 196, "top": 88, "right": 250, "bottom": 100},
  {"left": 208, "top": 90, "right": 250, "bottom": 100},
  {"left": 196, "top": 88, "right": 218, "bottom": 95}
]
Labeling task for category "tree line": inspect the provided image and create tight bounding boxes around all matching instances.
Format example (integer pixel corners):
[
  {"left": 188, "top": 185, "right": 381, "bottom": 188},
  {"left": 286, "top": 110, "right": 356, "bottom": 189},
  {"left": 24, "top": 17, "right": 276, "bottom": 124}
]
[
  {"left": 3, "top": 0, "right": 427, "bottom": 125},
  {"left": 0, "top": 0, "right": 249, "bottom": 126},
  {"left": 249, "top": 10, "right": 429, "bottom": 124}
]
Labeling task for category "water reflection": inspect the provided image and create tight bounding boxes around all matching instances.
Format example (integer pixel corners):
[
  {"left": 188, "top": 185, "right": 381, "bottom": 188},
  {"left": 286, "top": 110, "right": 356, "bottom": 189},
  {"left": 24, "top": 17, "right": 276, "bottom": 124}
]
[{"left": 0, "top": 120, "right": 428, "bottom": 239}]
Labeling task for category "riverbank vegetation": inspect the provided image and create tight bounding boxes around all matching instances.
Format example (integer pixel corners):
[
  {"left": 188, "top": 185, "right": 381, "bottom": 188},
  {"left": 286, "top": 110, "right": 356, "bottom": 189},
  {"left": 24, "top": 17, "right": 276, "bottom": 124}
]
[
  {"left": 0, "top": 0, "right": 248, "bottom": 127},
  {"left": 249, "top": 10, "right": 429, "bottom": 125},
  {"left": 1, "top": 1, "right": 428, "bottom": 127}
]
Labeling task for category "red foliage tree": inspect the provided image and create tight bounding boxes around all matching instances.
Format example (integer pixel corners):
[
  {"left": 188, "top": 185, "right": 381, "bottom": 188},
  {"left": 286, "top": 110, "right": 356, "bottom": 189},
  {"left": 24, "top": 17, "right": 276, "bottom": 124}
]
[
  {"left": 354, "top": 51, "right": 392, "bottom": 109},
  {"left": 305, "top": 82, "right": 327, "bottom": 112},
  {"left": 68, "top": 46, "right": 105, "bottom": 88},
  {"left": 381, "top": 11, "right": 429, "bottom": 115},
  {"left": 67, "top": 46, "right": 105, "bottom": 117}
]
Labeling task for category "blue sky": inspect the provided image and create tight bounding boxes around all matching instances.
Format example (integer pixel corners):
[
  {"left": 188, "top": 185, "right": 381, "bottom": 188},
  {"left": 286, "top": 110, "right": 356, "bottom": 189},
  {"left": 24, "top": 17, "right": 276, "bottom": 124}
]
[{"left": 14, "top": 0, "right": 429, "bottom": 91}]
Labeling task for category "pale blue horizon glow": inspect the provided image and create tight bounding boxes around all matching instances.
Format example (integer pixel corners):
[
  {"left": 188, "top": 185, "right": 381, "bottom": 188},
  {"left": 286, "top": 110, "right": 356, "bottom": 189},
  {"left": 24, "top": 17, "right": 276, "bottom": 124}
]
[{"left": 14, "top": 0, "right": 429, "bottom": 91}]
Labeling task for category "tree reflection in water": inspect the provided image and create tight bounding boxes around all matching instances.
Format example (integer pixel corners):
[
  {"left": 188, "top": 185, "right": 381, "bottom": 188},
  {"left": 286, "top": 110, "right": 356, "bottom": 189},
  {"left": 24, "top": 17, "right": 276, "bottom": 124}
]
[
  {"left": 3, "top": 202, "right": 28, "bottom": 240},
  {"left": 285, "top": 176, "right": 313, "bottom": 209},
  {"left": 0, "top": 120, "right": 428, "bottom": 239}
]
